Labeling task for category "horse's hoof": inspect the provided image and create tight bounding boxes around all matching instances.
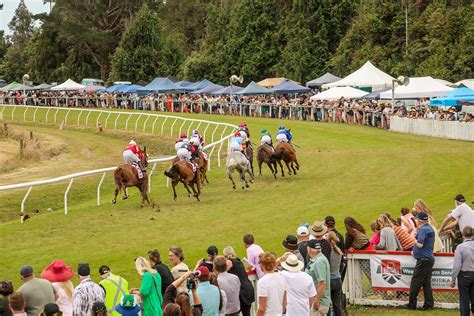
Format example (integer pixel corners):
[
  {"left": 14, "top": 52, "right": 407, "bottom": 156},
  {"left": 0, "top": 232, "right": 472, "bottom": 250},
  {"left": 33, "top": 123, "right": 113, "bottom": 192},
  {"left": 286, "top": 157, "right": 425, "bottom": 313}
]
[
  {"left": 173, "top": 197, "right": 177, "bottom": 201},
  {"left": 111, "top": 199, "right": 116, "bottom": 204},
  {"left": 140, "top": 204, "right": 144, "bottom": 208},
  {"left": 232, "top": 185, "right": 236, "bottom": 190},
  {"left": 122, "top": 196, "right": 128, "bottom": 200}
]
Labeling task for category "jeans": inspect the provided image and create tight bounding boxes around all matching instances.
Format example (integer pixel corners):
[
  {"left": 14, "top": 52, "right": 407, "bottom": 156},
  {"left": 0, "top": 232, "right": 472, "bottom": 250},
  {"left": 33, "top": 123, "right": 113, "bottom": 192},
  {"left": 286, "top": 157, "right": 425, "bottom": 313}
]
[
  {"left": 458, "top": 271, "right": 474, "bottom": 316},
  {"left": 330, "top": 278, "right": 344, "bottom": 316},
  {"left": 408, "top": 257, "right": 434, "bottom": 309}
]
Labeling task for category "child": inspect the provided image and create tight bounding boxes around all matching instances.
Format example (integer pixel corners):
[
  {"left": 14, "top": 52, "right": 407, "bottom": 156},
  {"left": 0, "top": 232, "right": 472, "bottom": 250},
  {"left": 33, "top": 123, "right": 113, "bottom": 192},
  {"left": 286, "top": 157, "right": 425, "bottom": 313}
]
[{"left": 369, "top": 220, "right": 381, "bottom": 247}]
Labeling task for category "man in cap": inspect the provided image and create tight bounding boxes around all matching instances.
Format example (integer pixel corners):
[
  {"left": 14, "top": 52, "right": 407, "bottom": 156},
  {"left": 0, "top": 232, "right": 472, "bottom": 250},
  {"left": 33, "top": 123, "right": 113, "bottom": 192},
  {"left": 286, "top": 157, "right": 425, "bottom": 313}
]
[
  {"left": 280, "top": 254, "right": 316, "bottom": 316},
  {"left": 305, "top": 240, "right": 331, "bottom": 316},
  {"left": 195, "top": 266, "right": 220, "bottom": 316},
  {"left": 310, "top": 221, "right": 331, "bottom": 261},
  {"left": 405, "top": 212, "right": 435, "bottom": 310},
  {"left": 98, "top": 265, "right": 129, "bottom": 316},
  {"left": 72, "top": 263, "right": 105, "bottom": 316},
  {"left": 297, "top": 226, "right": 310, "bottom": 268},
  {"left": 17, "top": 265, "right": 56, "bottom": 316},
  {"left": 439, "top": 194, "right": 474, "bottom": 233}
]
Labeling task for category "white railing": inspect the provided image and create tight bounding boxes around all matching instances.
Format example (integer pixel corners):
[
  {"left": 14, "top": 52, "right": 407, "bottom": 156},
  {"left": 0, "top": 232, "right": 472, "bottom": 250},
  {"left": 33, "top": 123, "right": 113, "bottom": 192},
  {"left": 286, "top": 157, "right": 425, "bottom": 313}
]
[{"left": 0, "top": 104, "right": 237, "bottom": 216}]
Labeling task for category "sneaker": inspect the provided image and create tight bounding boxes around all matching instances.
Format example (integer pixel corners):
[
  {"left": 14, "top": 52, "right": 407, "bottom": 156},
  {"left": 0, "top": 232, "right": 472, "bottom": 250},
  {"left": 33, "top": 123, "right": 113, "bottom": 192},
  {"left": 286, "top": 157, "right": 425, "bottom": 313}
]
[
  {"left": 401, "top": 304, "right": 416, "bottom": 310},
  {"left": 417, "top": 306, "right": 434, "bottom": 311}
]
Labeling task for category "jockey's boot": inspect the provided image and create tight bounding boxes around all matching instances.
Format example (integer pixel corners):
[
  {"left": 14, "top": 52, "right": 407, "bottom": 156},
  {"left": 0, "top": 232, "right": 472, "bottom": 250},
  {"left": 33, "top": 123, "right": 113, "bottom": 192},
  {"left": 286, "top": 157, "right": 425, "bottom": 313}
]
[
  {"left": 137, "top": 161, "right": 146, "bottom": 173},
  {"left": 241, "top": 150, "right": 249, "bottom": 161}
]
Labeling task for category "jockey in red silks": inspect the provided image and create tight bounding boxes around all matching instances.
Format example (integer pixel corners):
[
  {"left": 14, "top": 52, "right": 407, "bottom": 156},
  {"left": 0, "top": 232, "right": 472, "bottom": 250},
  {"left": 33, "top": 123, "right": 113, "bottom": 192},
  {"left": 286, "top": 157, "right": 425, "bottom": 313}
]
[
  {"left": 123, "top": 140, "right": 146, "bottom": 173},
  {"left": 237, "top": 122, "right": 251, "bottom": 150}
]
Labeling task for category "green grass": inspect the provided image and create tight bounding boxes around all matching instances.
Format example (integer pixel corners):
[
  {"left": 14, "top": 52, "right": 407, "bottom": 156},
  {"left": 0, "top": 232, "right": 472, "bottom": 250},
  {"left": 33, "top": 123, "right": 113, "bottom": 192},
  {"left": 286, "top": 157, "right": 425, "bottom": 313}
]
[{"left": 0, "top": 106, "right": 472, "bottom": 314}]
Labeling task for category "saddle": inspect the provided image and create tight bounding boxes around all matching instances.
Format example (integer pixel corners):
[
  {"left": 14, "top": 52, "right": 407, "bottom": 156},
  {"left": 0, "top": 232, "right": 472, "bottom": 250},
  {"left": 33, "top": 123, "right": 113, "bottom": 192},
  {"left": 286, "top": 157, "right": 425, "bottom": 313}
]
[{"left": 131, "top": 163, "right": 144, "bottom": 179}]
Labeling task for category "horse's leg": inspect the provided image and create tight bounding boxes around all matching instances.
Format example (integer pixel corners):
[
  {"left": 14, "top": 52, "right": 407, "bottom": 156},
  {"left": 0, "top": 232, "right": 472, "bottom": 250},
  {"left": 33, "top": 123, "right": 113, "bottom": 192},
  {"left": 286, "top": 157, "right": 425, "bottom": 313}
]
[
  {"left": 267, "top": 162, "right": 277, "bottom": 179},
  {"left": 240, "top": 170, "right": 248, "bottom": 189},
  {"left": 142, "top": 181, "right": 154, "bottom": 207},
  {"left": 285, "top": 160, "right": 292, "bottom": 175},
  {"left": 190, "top": 182, "right": 200, "bottom": 201},
  {"left": 172, "top": 179, "right": 179, "bottom": 201},
  {"left": 258, "top": 159, "right": 263, "bottom": 177},
  {"left": 122, "top": 185, "right": 128, "bottom": 200},
  {"left": 112, "top": 180, "right": 120, "bottom": 204},
  {"left": 294, "top": 157, "right": 300, "bottom": 170},
  {"left": 278, "top": 160, "right": 285, "bottom": 177},
  {"left": 291, "top": 161, "right": 297, "bottom": 175},
  {"left": 227, "top": 170, "right": 236, "bottom": 190}
]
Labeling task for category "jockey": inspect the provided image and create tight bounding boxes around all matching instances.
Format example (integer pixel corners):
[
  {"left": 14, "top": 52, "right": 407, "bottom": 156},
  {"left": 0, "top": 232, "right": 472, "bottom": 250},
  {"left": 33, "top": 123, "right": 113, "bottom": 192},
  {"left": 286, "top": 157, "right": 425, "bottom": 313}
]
[
  {"left": 175, "top": 133, "right": 189, "bottom": 152},
  {"left": 260, "top": 128, "right": 273, "bottom": 147},
  {"left": 230, "top": 131, "right": 250, "bottom": 161},
  {"left": 276, "top": 124, "right": 292, "bottom": 143},
  {"left": 191, "top": 129, "right": 204, "bottom": 146},
  {"left": 123, "top": 140, "right": 146, "bottom": 173},
  {"left": 237, "top": 122, "right": 251, "bottom": 149}
]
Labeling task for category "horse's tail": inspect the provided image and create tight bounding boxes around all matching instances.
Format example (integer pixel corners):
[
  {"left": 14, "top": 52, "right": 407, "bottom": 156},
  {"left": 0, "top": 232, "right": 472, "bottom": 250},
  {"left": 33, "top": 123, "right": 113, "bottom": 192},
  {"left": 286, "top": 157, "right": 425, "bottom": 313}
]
[
  {"left": 114, "top": 167, "right": 124, "bottom": 183},
  {"left": 164, "top": 164, "right": 178, "bottom": 179}
]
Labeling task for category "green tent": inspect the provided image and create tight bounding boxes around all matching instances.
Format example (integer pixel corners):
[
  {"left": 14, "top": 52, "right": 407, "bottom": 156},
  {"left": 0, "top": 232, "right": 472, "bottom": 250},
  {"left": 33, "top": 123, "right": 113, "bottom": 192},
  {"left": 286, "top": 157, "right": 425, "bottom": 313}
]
[{"left": 0, "top": 82, "right": 22, "bottom": 92}]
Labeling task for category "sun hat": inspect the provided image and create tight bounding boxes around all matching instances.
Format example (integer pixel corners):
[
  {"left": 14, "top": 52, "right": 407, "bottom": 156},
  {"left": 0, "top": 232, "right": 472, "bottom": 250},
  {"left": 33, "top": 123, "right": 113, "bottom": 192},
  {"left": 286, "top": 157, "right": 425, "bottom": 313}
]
[
  {"left": 41, "top": 259, "right": 74, "bottom": 283},
  {"left": 41, "top": 303, "right": 62, "bottom": 316},
  {"left": 281, "top": 254, "right": 304, "bottom": 272},
  {"left": 282, "top": 235, "right": 299, "bottom": 251},
  {"left": 310, "top": 221, "right": 328, "bottom": 237},
  {"left": 20, "top": 265, "right": 33, "bottom": 277},
  {"left": 307, "top": 239, "right": 322, "bottom": 250},
  {"left": 454, "top": 194, "right": 466, "bottom": 202},
  {"left": 416, "top": 212, "right": 429, "bottom": 221},
  {"left": 115, "top": 294, "right": 141, "bottom": 316},
  {"left": 296, "top": 226, "right": 309, "bottom": 237}
]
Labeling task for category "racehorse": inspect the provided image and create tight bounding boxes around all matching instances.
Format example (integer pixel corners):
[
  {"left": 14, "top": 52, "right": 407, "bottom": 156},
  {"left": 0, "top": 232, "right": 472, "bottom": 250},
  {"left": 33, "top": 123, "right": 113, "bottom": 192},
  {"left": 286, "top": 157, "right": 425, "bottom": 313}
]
[
  {"left": 245, "top": 143, "right": 255, "bottom": 178},
  {"left": 256, "top": 144, "right": 277, "bottom": 178},
  {"left": 272, "top": 142, "right": 300, "bottom": 176},
  {"left": 112, "top": 147, "right": 156, "bottom": 208},
  {"left": 164, "top": 160, "right": 201, "bottom": 201},
  {"left": 171, "top": 150, "right": 208, "bottom": 189},
  {"left": 226, "top": 151, "right": 254, "bottom": 189}
]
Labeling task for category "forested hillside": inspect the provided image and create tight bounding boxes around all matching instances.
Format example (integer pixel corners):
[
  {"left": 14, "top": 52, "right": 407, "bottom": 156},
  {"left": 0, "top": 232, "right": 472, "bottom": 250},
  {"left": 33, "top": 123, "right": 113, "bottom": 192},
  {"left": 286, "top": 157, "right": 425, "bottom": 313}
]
[{"left": 0, "top": 0, "right": 472, "bottom": 84}]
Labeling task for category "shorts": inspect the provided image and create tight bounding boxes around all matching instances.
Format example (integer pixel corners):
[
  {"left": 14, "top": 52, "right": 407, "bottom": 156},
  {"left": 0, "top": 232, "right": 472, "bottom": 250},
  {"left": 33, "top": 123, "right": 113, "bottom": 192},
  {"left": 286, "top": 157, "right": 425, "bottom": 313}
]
[
  {"left": 276, "top": 133, "right": 288, "bottom": 143},
  {"left": 261, "top": 135, "right": 271, "bottom": 145},
  {"left": 177, "top": 148, "right": 191, "bottom": 161},
  {"left": 123, "top": 150, "right": 139, "bottom": 165}
]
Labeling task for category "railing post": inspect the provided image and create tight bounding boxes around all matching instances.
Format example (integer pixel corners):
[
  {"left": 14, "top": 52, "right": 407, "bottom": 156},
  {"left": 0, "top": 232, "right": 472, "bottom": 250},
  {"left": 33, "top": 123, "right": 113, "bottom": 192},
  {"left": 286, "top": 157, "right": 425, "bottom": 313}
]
[
  {"left": 148, "top": 163, "right": 158, "bottom": 193},
  {"left": 77, "top": 110, "right": 83, "bottom": 126},
  {"left": 23, "top": 106, "right": 28, "bottom": 121},
  {"left": 64, "top": 178, "right": 74, "bottom": 215},
  {"left": 178, "top": 120, "right": 186, "bottom": 137},
  {"left": 114, "top": 113, "right": 121, "bottom": 130},
  {"left": 64, "top": 109, "right": 71, "bottom": 125},
  {"left": 85, "top": 111, "right": 91, "bottom": 126},
  {"left": 186, "top": 121, "right": 193, "bottom": 138},
  {"left": 33, "top": 107, "right": 38, "bottom": 123},
  {"left": 11, "top": 106, "right": 16, "bottom": 120},
  {"left": 21, "top": 186, "right": 33, "bottom": 214},
  {"left": 160, "top": 117, "right": 168, "bottom": 136},
  {"left": 152, "top": 116, "right": 159, "bottom": 134},
  {"left": 96, "top": 111, "right": 103, "bottom": 127},
  {"left": 203, "top": 123, "right": 210, "bottom": 144},
  {"left": 125, "top": 113, "right": 133, "bottom": 130},
  {"left": 216, "top": 127, "right": 227, "bottom": 167},
  {"left": 54, "top": 109, "right": 59, "bottom": 124},
  {"left": 211, "top": 125, "right": 219, "bottom": 143},
  {"left": 134, "top": 114, "right": 142, "bottom": 131},
  {"left": 142, "top": 115, "right": 150, "bottom": 132},
  {"left": 45, "top": 108, "right": 51, "bottom": 124},
  {"left": 104, "top": 112, "right": 112, "bottom": 129},
  {"left": 170, "top": 118, "right": 178, "bottom": 136},
  {"left": 97, "top": 172, "right": 106, "bottom": 206}
]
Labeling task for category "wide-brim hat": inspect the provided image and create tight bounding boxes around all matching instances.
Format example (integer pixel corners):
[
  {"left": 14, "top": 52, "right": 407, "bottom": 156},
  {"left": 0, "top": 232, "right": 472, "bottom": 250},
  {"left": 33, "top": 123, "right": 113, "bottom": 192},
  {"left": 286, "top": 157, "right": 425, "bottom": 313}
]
[
  {"left": 41, "top": 259, "right": 74, "bottom": 283},
  {"left": 310, "top": 221, "right": 328, "bottom": 237},
  {"left": 282, "top": 235, "right": 299, "bottom": 251},
  {"left": 281, "top": 254, "right": 304, "bottom": 272}
]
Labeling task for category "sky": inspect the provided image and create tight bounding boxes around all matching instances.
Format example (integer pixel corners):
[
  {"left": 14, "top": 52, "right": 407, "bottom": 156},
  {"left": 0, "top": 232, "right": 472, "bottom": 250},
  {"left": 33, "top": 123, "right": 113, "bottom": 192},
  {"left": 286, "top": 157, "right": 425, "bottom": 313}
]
[{"left": 1, "top": 0, "right": 52, "bottom": 35}]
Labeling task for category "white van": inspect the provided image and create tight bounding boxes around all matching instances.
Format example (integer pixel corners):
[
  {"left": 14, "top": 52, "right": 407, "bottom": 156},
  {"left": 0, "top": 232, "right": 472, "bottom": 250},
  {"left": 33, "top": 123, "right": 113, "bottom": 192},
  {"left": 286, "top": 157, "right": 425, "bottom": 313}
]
[{"left": 81, "top": 78, "right": 105, "bottom": 86}]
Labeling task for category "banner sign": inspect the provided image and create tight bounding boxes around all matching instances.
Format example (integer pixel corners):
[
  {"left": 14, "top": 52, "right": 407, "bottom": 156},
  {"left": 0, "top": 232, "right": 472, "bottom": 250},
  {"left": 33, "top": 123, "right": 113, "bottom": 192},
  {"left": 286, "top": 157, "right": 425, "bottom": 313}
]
[{"left": 370, "top": 253, "right": 457, "bottom": 291}]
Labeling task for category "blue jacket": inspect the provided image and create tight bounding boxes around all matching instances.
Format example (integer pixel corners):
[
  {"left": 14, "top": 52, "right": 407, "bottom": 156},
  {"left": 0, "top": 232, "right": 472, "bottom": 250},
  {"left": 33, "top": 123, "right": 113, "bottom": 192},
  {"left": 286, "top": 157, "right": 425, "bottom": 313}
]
[{"left": 277, "top": 129, "right": 292, "bottom": 141}]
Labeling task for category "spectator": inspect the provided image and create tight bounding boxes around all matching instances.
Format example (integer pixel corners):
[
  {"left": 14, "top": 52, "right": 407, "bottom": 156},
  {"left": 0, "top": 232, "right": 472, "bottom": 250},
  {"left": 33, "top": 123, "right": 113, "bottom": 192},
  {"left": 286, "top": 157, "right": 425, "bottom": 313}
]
[
  {"left": 405, "top": 212, "right": 435, "bottom": 311},
  {"left": 131, "top": 257, "right": 163, "bottom": 316},
  {"left": 222, "top": 246, "right": 255, "bottom": 316},
  {"left": 451, "top": 226, "right": 474, "bottom": 316},
  {"left": 214, "top": 256, "right": 241, "bottom": 316},
  {"left": 279, "top": 254, "right": 316, "bottom": 316},
  {"left": 296, "top": 226, "right": 310, "bottom": 268},
  {"left": 324, "top": 216, "right": 345, "bottom": 252},
  {"left": 91, "top": 302, "right": 107, "bottom": 316},
  {"left": 8, "top": 293, "right": 26, "bottom": 316},
  {"left": 0, "top": 281, "right": 14, "bottom": 316},
  {"left": 344, "top": 217, "right": 372, "bottom": 251},
  {"left": 413, "top": 199, "right": 443, "bottom": 252},
  {"left": 374, "top": 215, "right": 402, "bottom": 251},
  {"left": 209, "top": 274, "right": 226, "bottom": 316},
  {"left": 72, "top": 263, "right": 105, "bottom": 316},
  {"left": 169, "top": 247, "right": 189, "bottom": 293},
  {"left": 115, "top": 294, "right": 141, "bottom": 316},
  {"left": 162, "top": 270, "right": 202, "bottom": 316},
  {"left": 384, "top": 214, "right": 416, "bottom": 251},
  {"left": 149, "top": 250, "right": 174, "bottom": 296},
  {"left": 369, "top": 220, "right": 381, "bottom": 247},
  {"left": 310, "top": 221, "right": 331, "bottom": 261},
  {"left": 400, "top": 207, "right": 416, "bottom": 238},
  {"left": 199, "top": 246, "right": 219, "bottom": 273},
  {"left": 440, "top": 194, "right": 474, "bottom": 233},
  {"left": 17, "top": 265, "right": 56, "bottom": 316},
  {"left": 278, "top": 235, "right": 305, "bottom": 268},
  {"left": 327, "top": 232, "right": 344, "bottom": 316},
  {"left": 40, "top": 259, "right": 74, "bottom": 316},
  {"left": 98, "top": 265, "right": 129, "bottom": 316},
  {"left": 195, "top": 266, "right": 221, "bottom": 316},
  {"left": 40, "top": 303, "right": 62, "bottom": 316},
  {"left": 256, "top": 252, "right": 287, "bottom": 316},
  {"left": 305, "top": 240, "right": 331, "bottom": 316},
  {"left": 243, "top": 234, "right": 264, "bottom": 279}
]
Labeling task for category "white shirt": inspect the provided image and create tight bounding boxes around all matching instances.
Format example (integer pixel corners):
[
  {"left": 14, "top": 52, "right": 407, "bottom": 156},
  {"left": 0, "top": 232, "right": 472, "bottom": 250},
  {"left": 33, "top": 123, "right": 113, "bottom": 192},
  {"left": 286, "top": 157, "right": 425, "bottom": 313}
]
[
  {"left": 280, "top": 271, "right": 316, "bottom": 316},
  {"left": 451, "top": 203, "right": 474, "bottom": 231},
  {"left": 257, "top": 272, "right": 287, "bottom": 316}
]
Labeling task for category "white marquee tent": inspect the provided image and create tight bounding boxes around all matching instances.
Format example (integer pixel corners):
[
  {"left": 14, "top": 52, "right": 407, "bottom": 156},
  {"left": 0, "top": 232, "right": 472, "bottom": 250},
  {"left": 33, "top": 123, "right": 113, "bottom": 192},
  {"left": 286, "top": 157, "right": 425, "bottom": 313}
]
[
  {"left": 50, "top": 79, "right": 86, "bottom": 91},
  {"left": 380, "top": 76, "right": 453, "bottom": 99},
  {"left": 322, "top": 61, "right": 394, "bottom": 91},
  {"left": 310, "top": 86, "right": 368, "bottom": 100}
]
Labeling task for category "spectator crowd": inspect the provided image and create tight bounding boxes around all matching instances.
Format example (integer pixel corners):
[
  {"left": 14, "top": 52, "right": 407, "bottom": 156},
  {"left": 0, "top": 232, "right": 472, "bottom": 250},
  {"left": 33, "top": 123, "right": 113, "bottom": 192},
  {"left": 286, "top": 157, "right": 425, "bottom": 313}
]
[{"left": 0, "top": 194, "right": 473, "bottom": 316}]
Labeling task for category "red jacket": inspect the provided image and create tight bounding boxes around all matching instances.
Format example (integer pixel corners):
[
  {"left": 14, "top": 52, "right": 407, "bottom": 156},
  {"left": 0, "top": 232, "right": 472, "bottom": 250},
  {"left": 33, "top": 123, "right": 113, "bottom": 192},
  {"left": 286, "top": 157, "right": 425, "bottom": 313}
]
[{"left": 124, "top": 144, "right": 144, "bottom": 159}]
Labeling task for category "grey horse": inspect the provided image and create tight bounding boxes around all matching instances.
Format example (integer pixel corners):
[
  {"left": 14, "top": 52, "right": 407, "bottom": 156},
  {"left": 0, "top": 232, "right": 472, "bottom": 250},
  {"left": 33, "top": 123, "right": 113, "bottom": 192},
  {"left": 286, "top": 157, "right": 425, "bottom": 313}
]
[{"left": 226, "top": 151, "right": 255, "bottom": 189}]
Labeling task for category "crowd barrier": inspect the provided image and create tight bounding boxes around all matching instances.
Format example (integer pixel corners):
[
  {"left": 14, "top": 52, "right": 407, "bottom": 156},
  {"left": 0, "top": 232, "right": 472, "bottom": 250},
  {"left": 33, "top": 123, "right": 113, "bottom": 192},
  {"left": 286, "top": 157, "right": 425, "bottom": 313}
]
[
  {"left": 344, "top": 250, "right": 458, "bottom": 309},
  {"left": 0, "top": 104, "right": 237, "bottom": 218},
  {"left": 390, "top": 116, "right": 474, "bottom": 141}
]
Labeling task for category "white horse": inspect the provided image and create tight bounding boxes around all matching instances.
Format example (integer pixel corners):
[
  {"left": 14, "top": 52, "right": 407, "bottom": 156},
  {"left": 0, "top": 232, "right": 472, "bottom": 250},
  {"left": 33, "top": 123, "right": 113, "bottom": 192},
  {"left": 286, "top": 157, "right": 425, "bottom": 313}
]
[{"left": 226, "top": 151, "right": 254, "bottom": 190}]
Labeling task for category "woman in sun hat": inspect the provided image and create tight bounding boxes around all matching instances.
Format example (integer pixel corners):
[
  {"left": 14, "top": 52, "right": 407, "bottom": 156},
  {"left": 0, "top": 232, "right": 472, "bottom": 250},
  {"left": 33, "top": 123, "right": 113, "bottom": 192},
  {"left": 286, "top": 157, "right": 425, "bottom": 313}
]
[
  {"left": 41, "top": 259, "right": 74, "bottom": 316},
  {"left": 115, "top": 294, "right": 141, "bottom": 316}
]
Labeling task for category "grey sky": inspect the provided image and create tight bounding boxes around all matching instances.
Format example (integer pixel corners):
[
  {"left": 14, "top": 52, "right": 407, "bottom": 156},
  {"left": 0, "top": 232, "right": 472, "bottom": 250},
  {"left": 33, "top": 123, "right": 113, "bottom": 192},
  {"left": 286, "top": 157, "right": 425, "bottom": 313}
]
[{"left": 1, "top": 0, "right": 51, "bottom": 35}]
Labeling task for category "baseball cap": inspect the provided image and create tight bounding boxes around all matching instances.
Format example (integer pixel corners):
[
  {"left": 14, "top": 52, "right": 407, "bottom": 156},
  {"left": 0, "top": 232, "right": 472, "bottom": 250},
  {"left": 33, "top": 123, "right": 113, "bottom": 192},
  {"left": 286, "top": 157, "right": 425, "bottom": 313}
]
[
  {"left": 324, "top": 216, "right": 335, "bottom": 224},
  {"left": 207, "top": 246, "right": 218, "bottom": 256},
  {"left": 455, "top": 194, "right": 466, "bottom": 202},
  {"left": 307, "top": 239, "right": 321, "bottom": 250},
  {"left": 195, "top": 266, "right": 210, "bottom": 280},
  {"left": 417, "top": 211, "right": 429, "bottom": 221},
  {"left": 20, "top": 265, "right": 33, "bottom": 277},
  {"left": 77, "top": 263, "right": 90, "bottom": 277},
  {"left": 41, "top": 303, "right": 62, "bottom": 316},
  {"left": 297, "top": 226, "right": 309, "bottom": 237}
]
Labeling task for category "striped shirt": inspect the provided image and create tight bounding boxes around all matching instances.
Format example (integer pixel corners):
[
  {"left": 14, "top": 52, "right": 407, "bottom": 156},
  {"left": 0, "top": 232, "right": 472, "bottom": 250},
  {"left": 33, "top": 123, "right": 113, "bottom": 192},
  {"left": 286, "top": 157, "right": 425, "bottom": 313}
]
[
  {"left": 393, "top": 226, "right": 416, "bottom": 250},
  {"left": 72, "top": 278, "right": 105, "bottom": 316}
]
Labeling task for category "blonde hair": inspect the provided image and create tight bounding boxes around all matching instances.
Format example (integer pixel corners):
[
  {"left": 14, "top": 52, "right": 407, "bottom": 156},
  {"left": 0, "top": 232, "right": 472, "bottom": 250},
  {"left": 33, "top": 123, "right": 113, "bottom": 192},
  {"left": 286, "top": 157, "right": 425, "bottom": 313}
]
[
  {"left": 413, "top": 199, "right": 437, "bottom": 226},
  {"left": 377, "top": 214, "right": 392, "bottom": 228},
  {"left": 327, "top": 231, "right": 343, "bottom": 256},
  {"left": 60, "top": 281, "right": 74, "bottom": 299},
  {"left": 135, "top": 257, "right": 157, "bottom": 276},
  {"left": 223, "top": 246, "right": 237, "bottom": 259}
]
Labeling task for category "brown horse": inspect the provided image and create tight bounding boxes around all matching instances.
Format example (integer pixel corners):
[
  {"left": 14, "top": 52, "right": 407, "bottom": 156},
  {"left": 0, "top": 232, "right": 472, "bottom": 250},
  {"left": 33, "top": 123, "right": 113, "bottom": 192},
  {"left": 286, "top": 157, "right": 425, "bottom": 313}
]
[
  {"left": 244, "top": 142, "right": 255, "bottom": 177},
  {"left": 272, "top": 142, "right": 300, "bottom": 176},
  {"left": 256, "top": 144, "right": 277, "bottom": 178},
  {"left": 164, "top": 160, "right": 201, "bottom": 201},
  {"left": 112, "top": 147, "right": 156, "bottom": 208},
  {"left": 171, "top": 149, "right": 208, "bottom": 189}
]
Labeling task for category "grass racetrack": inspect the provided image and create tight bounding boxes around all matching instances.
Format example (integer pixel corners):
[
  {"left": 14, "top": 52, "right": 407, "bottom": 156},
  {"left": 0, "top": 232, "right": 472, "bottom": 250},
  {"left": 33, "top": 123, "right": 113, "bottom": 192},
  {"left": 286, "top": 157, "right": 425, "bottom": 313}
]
[{"left": 0, "top": 107, "right": 472, "bottom": 315}]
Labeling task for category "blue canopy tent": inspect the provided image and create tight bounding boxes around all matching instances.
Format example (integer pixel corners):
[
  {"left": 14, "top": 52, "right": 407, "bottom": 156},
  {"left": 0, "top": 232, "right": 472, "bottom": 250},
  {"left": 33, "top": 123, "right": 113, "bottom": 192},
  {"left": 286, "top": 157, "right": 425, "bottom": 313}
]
[
  {"left": 210, "top": 85, "right": 243, "bottom": 95},
  {"left": 185, "top": 79, "right": 214, "bottom": 91},
  {"left": 236, "top": 81, "right": 272, "bottom": 95},
  {"left": 147, "top": 78, "right": 185, "bottom": 93},
  {"left": 191, "top": 83, "right": 225, "bottom": 94},
  {"left": 176, "top": 80, "right": 194, "bottom": 87},
  {"left": 430, "top": 87, "right": 474, "bottom": 106},
  {"left": 106, "top": 84, "right": 127, "bottom": 93},
  {"left": 137, "top": 77, "right": 168, "bottom": 93},
  {"left": 117, "top": 84, "right": 142, "bottom": 94},
  {"left": 271, "top": 79, "right": 311, "bottom": 94},
  {"left": 361, "top": 88, "right": 390, "bottom": 100}
]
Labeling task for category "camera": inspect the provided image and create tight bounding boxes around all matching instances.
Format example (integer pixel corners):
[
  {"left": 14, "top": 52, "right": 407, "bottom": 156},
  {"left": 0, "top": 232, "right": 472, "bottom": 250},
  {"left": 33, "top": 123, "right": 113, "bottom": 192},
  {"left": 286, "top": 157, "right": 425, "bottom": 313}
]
[{"left": 186, "top": 271, "right": 201, "bottom": 290}]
